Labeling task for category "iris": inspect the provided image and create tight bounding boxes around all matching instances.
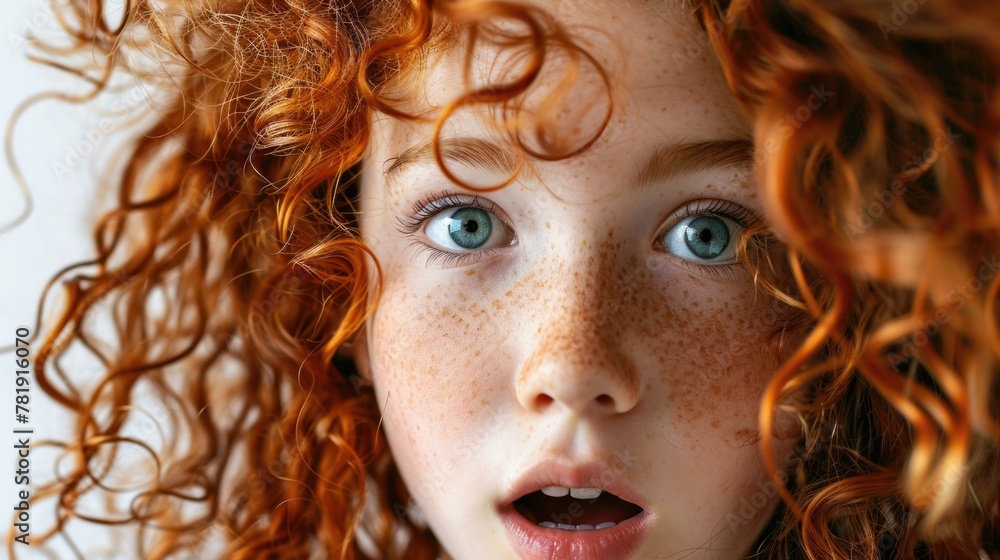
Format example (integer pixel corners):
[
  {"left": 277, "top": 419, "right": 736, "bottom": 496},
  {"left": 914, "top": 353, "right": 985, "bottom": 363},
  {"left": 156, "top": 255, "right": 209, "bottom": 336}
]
[
  {"left": 683, "top": 216, "right": 729, "bottom": 259},
  {"left": 448, "top": 207, "right": 493, "bottom": 249}
]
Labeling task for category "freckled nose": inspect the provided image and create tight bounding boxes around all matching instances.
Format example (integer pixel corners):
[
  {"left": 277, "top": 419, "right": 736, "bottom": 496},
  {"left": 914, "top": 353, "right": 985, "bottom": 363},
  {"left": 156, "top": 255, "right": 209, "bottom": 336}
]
[{"left": 515, "top": 273, "right": 641, "bottom": 416}]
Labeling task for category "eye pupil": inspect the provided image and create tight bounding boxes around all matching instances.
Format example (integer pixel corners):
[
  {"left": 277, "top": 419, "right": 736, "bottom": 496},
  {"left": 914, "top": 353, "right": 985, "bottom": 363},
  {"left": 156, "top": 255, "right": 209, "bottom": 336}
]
[
  {"left": 683, "top": 216, "right": 729, "bottom": 259},
  {"left": 448, "top": 207, "right": 492, "bottom": 249}
]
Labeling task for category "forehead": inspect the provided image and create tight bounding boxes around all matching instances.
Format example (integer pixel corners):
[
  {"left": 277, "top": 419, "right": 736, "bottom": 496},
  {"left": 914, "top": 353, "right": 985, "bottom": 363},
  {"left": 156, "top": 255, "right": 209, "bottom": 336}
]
[{"left": 366, "top": 0, "right": 749, "bottom": 183}]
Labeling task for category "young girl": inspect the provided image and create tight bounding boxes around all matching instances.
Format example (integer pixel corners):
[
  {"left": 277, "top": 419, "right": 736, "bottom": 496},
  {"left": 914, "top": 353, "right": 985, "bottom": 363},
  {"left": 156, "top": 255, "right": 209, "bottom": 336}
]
[{"left": 13, "top": 0, "right": 1000, "bottom": 558}]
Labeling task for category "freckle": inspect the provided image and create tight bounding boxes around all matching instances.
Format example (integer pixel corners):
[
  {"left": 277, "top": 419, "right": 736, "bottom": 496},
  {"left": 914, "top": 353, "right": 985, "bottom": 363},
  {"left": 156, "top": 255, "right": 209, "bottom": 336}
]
[
  {"left": 732, "top": 428, "right": 757, "bottom": 446},
  {"left": 546, "top": 221, "right": 551, "bottom": 229},
  {"left": 465, "top": 269, "right": 475, "bottom": 276},
  {"left": 711, "top": 419, "right": 720, "bottom": 429},
  {"left": 705, "top": 183, "right": 713, "bottom": 189}
]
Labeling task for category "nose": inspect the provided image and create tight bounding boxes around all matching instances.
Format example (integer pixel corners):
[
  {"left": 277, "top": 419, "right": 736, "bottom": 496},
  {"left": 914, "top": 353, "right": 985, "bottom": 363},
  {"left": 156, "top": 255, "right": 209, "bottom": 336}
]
[{"left": 515, "top": 259, "right": 641, "bottom": 416}]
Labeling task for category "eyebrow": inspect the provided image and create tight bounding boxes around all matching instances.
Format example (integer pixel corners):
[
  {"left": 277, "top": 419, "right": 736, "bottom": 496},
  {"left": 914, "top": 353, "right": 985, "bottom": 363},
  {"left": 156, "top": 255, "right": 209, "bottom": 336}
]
[
  {"left": 384, "top": 137, "right": 520, "bottom": 185},
  {"left": 383, "top": 136, "right": 754, "bottom": 189},
  {"left": 627, "top": 138, "right": 755, "bottom": 191}
]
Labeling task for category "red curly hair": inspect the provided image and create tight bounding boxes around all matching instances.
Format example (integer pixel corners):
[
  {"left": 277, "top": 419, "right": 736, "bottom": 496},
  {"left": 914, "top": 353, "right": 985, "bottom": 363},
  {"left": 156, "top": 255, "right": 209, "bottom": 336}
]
[{"left": 9, "top": 0, "right": 1000, "bottom": 558}]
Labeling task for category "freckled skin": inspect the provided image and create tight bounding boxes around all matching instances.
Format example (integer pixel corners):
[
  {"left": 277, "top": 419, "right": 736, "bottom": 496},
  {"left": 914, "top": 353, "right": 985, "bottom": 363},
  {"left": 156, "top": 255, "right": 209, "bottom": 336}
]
[{"left": 355, "top": 1, "right": 794, "bottom": 559}]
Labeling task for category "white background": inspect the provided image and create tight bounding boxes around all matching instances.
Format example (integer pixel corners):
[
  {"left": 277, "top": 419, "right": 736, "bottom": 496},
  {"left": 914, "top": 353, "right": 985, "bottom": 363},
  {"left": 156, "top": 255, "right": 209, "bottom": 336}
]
[{"left": 1, "top": 0, "right": 138, "bottom": 557}]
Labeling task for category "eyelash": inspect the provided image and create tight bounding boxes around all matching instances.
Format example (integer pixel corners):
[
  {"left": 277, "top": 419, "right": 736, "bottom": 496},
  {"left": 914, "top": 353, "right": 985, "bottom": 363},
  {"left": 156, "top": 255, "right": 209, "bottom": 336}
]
[
  {"left": 668, "top": 198, "right": 759, "bottom": 228},
  {"left": 395, "top": 192, "right": 763, "bottom": 273},
  {"left": 395, "top": 192, "right": 515, "bottom": 267}
]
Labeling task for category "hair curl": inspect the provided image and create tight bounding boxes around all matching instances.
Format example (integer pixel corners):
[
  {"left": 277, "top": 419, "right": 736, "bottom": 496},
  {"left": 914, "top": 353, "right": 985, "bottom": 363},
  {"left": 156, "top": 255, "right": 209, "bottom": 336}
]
[
  {"left": 8, "top": 0, "right": 1000, "bottom": 558},
  {"left": 700, "top": 0, "right": 1000, "bottom": 557}
]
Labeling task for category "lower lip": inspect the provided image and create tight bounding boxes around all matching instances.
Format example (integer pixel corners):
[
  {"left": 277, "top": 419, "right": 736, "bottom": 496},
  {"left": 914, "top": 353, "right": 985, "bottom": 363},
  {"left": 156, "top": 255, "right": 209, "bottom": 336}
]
[{"left": 498, "top": 503, "right": 652, "bottom": 560}]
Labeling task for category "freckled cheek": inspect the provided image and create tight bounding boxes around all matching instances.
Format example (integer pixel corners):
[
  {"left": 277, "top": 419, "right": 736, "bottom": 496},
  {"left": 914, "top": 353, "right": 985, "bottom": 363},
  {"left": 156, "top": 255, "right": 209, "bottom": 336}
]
[
  {"left": 369, "top": 283, "right": 509, "bottom": 430},
  {"left": 637, "top": 283, "right": 779, "bottom": 432}
]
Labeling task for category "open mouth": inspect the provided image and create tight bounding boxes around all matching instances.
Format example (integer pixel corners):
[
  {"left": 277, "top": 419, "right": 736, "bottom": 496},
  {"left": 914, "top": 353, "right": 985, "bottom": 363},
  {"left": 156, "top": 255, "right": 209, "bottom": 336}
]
[{"left": 512, "top": 486, "right": 644, "bottom": 530}]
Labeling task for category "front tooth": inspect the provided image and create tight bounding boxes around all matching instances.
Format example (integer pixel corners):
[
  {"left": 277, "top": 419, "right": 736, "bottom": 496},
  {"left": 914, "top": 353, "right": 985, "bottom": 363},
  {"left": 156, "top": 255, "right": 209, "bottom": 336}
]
[
  {"left": 541, "top": 485, "right": 570, "bottom": 497},
  {"left": 538, "top": 522, "right": 613, "bottom": 531},
  {"left": 569, "top": 487, "right": 602, "bottom": 499}
]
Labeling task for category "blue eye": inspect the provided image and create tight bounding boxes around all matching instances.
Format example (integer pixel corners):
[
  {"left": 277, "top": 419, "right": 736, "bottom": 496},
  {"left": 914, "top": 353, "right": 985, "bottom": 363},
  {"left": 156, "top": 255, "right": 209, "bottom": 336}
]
[
  {"left": 445, "top": 207, "right": 492, "bottom": 249},
  {"left": 661, "top": 214, "right": 741, "bottom": 262},
  {"left": 425, "top": 205, "right": 511, "bottom": 251}
]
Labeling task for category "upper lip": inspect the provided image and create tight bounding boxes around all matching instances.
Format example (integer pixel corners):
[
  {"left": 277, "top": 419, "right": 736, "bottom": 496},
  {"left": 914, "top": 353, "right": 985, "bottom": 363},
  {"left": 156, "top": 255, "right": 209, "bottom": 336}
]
[{"left": 500, "top": 457, "right": 647, "bottom": 512}]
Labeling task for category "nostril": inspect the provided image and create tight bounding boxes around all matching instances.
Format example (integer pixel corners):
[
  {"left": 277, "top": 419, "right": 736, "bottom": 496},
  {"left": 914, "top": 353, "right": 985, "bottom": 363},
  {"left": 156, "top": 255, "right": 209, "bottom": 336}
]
[
  {"left": 535, "top": 394, "right": 554, "bottom": 408},
  {"left": 596, "top": 394, "right": 613, "bottom": 406}
]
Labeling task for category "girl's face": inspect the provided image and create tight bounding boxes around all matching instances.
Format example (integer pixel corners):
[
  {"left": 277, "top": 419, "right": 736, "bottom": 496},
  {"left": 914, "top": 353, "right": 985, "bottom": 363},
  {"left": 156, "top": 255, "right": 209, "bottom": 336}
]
[{"left": 358, "top": 2, "right": 789, "bottom": 558}]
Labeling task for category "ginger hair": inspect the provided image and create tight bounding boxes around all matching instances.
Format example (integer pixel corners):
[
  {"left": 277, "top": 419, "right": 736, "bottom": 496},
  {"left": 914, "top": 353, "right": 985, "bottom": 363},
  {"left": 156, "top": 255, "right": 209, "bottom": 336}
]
[{"left": 700, "top": 0, "right": 1000, "bottom": 557}]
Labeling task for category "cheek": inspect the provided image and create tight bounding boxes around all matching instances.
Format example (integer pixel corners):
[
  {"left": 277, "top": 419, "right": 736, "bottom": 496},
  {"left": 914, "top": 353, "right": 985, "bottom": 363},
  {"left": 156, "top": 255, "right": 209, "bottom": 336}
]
[
  {"left": 370, "top": 281, "right": 505, "bottom": 394},
  {"left": 366, "top": 276, "right": 507, "bottom": 469},
  {"left": 628, "top": 281, "right": 786, "bottom": 529},
  {"left": 629, "top": 266, "right": 783, "bottom": 441}
]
